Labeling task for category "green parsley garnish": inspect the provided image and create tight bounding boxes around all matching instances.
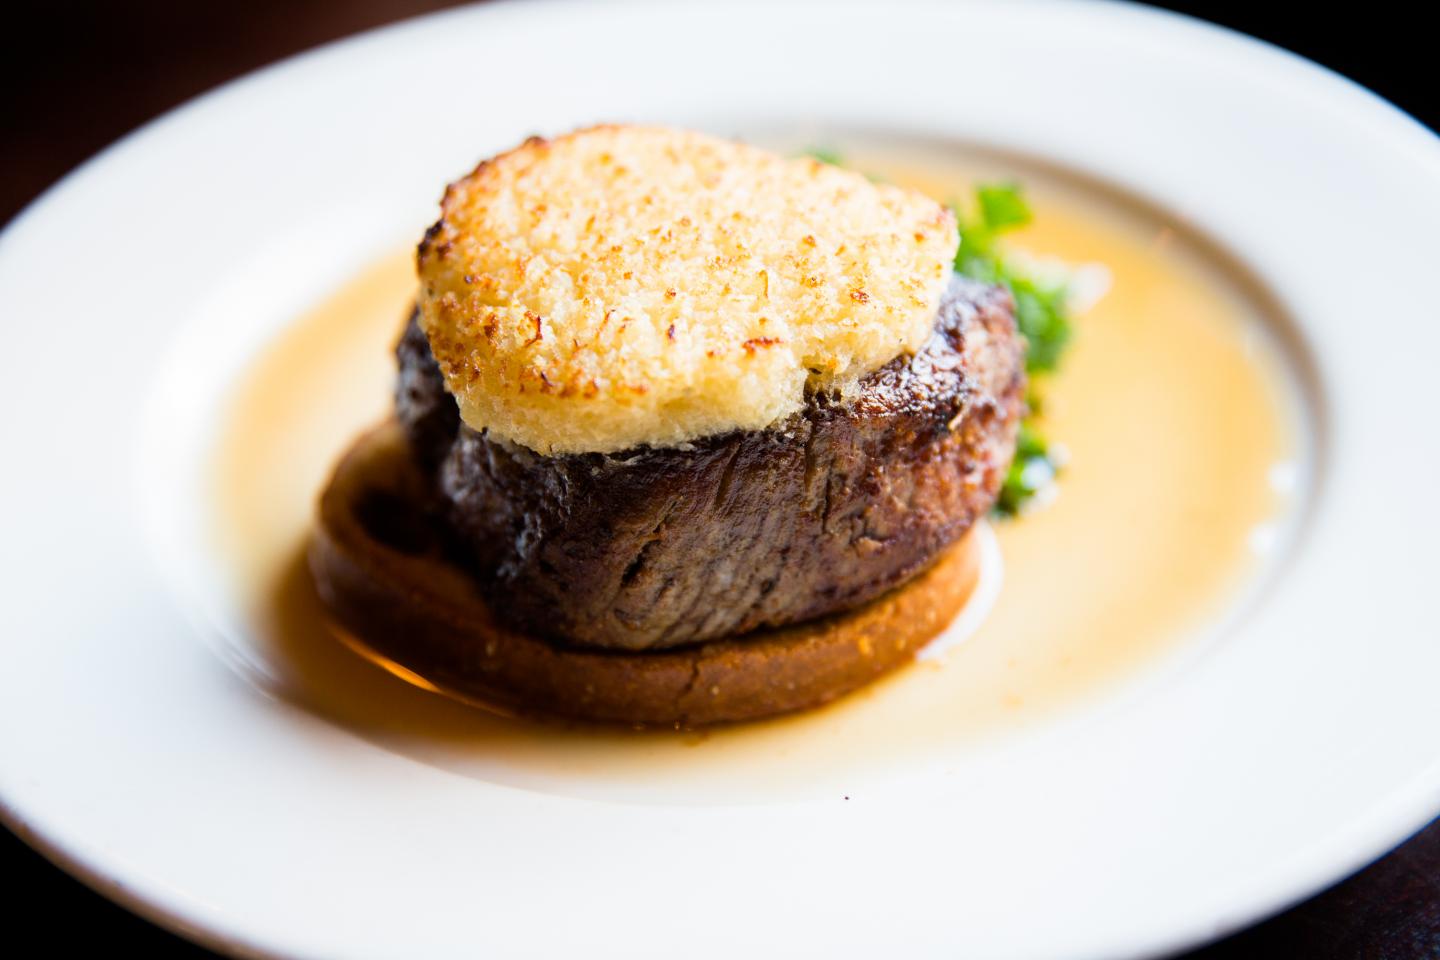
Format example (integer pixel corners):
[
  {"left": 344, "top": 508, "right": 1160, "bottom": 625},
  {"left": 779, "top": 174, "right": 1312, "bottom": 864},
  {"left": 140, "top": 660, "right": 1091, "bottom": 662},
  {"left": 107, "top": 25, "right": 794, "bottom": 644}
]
[
  {"left": 802, "top": 146, "right": 845, "bottom": 167},
  {"left": 995, "top": 424, "right": 1056, "bottom": 516},
  {"left": 802, "top": 145, "right": 887, "bottom": 183},
  {"left": 951, "top": 181, "right": 1074, "bottom": 515},
  {"left": 952, "top": 182, "right": 1071, "bottom": 374}
]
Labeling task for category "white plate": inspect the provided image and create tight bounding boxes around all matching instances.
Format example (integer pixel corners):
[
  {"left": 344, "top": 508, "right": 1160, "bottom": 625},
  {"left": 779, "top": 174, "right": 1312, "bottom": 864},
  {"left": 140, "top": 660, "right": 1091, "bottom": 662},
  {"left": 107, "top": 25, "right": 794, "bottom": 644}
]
[{"left": 3, "top": 1, "right": 1439, "bottom": 957}]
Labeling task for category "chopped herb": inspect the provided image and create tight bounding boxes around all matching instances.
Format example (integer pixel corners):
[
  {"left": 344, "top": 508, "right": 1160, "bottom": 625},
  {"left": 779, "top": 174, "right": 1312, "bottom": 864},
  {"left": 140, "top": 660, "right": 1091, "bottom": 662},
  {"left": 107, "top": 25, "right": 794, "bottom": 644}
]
[
  {"left": 996, "top": 424, "right": 1056, "bottom": 516},
  {"left": 977, "top": 182, "right": 1033, "bottom": 232},
  {"left": 952, "top": 182, "right": 1071, "bottom": 374},
  {"left": 798, "top": 146, "right": 887, "bottom": 182},
  {"left": 802, "top": 146, "right": 845, "bottom": 166},
  {"left": 951, "top": 181, "right": 1077, "bottom": 516}
]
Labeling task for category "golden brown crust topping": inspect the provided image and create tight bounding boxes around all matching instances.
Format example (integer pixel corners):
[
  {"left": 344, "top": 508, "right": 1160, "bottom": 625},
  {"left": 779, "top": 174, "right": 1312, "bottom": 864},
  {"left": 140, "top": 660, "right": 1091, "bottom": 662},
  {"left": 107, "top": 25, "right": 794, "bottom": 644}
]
[{"left": 417, "top": 125, "right": 958, "bottom": 454}]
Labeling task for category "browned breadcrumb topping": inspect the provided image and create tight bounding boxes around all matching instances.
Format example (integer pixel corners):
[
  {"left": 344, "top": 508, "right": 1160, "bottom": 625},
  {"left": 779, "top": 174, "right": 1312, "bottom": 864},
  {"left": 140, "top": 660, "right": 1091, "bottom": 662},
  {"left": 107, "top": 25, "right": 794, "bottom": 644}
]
[{"left": 417, "top": 124, "right": 958, "bottom": 454}]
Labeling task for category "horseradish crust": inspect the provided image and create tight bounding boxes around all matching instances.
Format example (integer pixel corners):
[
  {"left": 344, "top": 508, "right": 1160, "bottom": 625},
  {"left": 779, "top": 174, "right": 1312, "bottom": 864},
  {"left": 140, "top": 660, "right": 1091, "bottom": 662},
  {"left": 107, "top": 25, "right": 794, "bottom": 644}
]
[{"left": 417, "top": 125, "right": 959, "bottom": 454}]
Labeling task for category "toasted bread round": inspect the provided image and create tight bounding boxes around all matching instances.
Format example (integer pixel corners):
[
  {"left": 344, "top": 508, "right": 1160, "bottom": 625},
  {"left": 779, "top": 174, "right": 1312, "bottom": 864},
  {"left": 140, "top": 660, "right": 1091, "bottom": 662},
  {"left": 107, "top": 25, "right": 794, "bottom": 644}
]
[
  {"left": 308, "top": 421, "right": 983, "bottom": 727},
  {"left": 416, "top": 125, "right": 959, "bottom": 454}
]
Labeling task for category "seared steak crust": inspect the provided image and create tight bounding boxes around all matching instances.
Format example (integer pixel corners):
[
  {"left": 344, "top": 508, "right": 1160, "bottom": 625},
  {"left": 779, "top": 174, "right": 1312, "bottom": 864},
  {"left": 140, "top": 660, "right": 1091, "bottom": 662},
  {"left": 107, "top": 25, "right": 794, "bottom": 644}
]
[{"left": 396, "top": 275, "right": 1025, "bottom": 651}]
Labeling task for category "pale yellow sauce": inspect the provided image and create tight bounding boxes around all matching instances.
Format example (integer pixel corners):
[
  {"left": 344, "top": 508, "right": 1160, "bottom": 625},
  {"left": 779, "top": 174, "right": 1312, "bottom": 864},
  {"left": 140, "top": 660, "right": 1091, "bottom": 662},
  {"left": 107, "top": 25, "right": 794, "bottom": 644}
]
[{"left": 211, "top": 152, "right": 1302, "bottom": 803}]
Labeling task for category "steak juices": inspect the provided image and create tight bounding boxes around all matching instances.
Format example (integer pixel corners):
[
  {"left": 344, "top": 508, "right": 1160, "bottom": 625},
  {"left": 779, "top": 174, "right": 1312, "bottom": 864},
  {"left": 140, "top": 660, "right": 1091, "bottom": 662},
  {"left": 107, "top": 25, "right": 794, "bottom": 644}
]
[{"left": 310, "top": 126, "right": 1024, "bottom": 725}]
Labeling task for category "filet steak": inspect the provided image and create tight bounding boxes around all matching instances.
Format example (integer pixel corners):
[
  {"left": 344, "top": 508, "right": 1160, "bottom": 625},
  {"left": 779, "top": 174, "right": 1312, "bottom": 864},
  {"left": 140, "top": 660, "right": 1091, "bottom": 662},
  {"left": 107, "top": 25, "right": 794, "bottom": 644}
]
[{"left": 396, "top": 274, "right": 1025, "bottom": 651}]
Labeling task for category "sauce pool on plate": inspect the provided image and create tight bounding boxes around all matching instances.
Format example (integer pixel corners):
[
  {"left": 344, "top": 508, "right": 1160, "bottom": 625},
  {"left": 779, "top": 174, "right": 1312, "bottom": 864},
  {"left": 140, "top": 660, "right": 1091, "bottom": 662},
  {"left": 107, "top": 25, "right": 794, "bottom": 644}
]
[{"left": 210, "top": 150, "right": 1303, "bottom": 803}]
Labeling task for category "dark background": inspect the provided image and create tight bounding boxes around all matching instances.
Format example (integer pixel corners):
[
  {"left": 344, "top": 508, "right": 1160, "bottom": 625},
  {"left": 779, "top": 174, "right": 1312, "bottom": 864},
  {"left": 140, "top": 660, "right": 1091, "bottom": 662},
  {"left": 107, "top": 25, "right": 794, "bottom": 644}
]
[{"left": 2, "top": 2, "right": 1437, "bottom": 957}]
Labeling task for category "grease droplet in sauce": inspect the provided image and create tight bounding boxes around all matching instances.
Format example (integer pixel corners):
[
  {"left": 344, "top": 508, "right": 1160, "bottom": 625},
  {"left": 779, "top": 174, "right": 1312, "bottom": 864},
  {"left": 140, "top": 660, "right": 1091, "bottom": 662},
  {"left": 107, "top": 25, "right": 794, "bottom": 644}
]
[{"left": 211, "top": 151, "right": 1303, "bottom": 804}]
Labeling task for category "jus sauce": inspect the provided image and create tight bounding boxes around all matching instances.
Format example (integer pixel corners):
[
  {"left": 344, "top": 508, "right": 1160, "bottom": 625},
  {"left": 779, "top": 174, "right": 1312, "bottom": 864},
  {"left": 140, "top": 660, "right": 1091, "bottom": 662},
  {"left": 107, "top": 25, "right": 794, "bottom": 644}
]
[{"left": 211, "top": 151, "right": 1302, "bottom": 803}]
